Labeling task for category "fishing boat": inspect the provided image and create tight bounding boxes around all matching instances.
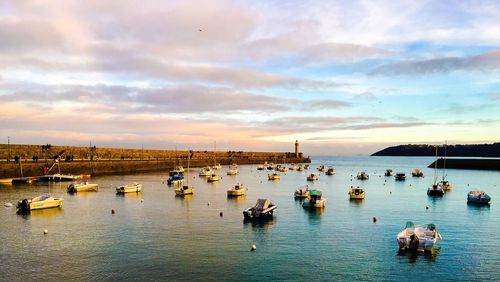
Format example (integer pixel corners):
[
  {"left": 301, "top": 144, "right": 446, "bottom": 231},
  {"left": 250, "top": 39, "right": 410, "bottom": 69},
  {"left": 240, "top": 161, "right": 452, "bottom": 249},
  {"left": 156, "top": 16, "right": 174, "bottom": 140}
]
[
  {"left": 349, "top": 186, "right": 365, "bottom": 199},
  {"left": 116, "top": 183, "right": 142, "bottom": 194},
  {"left": 199, "top": 166, "right": 213, "bottom": 177},
  {"left": 385, "top": 169, "right": 394, "bottom": 176},
  {"left": 167, "top": 173, "right": 184, "bottom": 185},
  {"left": 325, "top": 168, "right": 336, "bottom": 175},
  {"left": 467, "top": 191, "right": 491, "bottom": 204},
  {"left": 207, "top": 173, "right": 220, "bottom": 182},
  {"left": 396, "top": 221, "right": 442, "bottom": 252},
  {"left": 67, "top": 181, "right": 98, "bottom": 193},
  {"left": 357, "top": 172, "right": 369, "bottom": 180},
  {"left": 395, "top": 173, "right": 406, "bottom": 181},
  {"left": 169, "top": 166, "right": 184, "bottom": 177},
  {"left": 16, "top": 195, "right": 64, "bottom": 213},
  {"left": 302, "top": 190, "right": 326, "bottom": 208},
  {"left": 306, "top": 173, "right": 318, "bottom": 181},
  {"left": 39, "top": 174, "right": 78, "bottom": 182},
  {"left": 438, "top": 142, "right": 452, "bottom": 191},
  {"left": 317, "top": 165, "right": 325, "bottom": 172},
  {"left": 428, "top": 146, "right": 444, "bottom": 197},
  {"left": 175, "top": 185, "right": 194, "bottom": 196},
  {"left": 227, "top": 164, "right": 239, "bottom": 175},
  {"left": 268, "top": 172, "right": 280, "bottom": 180},
  {"left": 227, "top": 183, "right": 247, "bottom": 196},
  {"left": 294, "top": 186, "right": 310, "bottom": 198},
  {"left": 243, "top": 199, "right": 277, "bottom": 220},
  {"left": 411, "top": 168, "right": 424, "bottom": 177}
]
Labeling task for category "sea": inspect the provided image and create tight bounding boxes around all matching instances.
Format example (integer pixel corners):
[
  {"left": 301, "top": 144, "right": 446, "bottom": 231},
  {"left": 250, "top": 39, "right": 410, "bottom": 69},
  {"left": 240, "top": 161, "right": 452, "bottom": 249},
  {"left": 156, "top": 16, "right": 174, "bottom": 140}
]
[{"left": 1, "top": 156, "right": 499, "bottom": 281}]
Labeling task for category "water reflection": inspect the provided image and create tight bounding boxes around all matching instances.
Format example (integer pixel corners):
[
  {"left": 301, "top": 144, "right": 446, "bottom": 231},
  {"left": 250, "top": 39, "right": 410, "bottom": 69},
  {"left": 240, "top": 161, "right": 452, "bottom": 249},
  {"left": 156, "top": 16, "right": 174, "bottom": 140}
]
[
  {"left": 116, "top": 192, "right": 142, "bottom": 199},
  {"left": 243, "top": 217, "right": 276, "bottom": 231},
  {"left": 396, "top": 247, "right": 440, "bottom": 263},
  {"left": 305, "top": 208, "right": 323, "bottom": 224},
  {"left": 467, "top": 202, "right": 490, "bottom": 211},
  {"left": 19, "top": 207, "right": 64, "bottom": 218},
  {"left": 227, "top": 195, "right": 245, "bottom": 205},
  {"left": 349, "top": 198, "right": 365, "bottom": 206}
]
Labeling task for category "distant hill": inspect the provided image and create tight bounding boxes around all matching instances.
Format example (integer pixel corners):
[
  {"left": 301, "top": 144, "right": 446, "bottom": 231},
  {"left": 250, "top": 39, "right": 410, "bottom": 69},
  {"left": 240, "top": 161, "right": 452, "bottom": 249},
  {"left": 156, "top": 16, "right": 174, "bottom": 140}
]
[{"left": 371, "top": 143, "right": 500, "bottom": 157}]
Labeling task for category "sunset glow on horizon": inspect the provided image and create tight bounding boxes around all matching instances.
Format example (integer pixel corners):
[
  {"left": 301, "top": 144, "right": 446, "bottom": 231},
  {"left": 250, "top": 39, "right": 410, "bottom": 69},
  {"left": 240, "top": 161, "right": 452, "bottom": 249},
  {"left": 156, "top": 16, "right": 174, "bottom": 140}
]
[{"left": 1, "top": 1, "right": 499, "bottom": 155}]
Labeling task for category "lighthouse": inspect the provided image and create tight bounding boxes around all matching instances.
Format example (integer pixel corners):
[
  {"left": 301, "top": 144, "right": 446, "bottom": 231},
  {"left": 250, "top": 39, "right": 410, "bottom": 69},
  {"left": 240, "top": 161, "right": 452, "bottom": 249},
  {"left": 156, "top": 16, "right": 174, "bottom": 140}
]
[{"left": 295, "top": 140, "right": 299, "bottom": 158}]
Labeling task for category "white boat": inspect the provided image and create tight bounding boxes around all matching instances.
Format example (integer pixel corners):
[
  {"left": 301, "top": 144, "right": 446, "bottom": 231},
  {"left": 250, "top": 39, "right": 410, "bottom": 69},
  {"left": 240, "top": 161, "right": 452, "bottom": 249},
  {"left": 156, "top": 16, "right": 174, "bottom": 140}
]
[
  {"left": 411, "top": 168, "right": 424, "bottom": 177},
  {"left": 396, "top": 221, "right": 442, "bottom": 252},
  {"left": 385, "top": 169, "right": 394, "bottom": 176},
  {"left": 116, "top": 183, "right": 142, "bottom": 194},
  {"left": 227, "top": 183, "right": 247, "bottom": 196},
  {"left": 357, "top": 172, "right": 369, "bottom": 180},
  {"left": 302, "top": 190, "right": 326, "bottom": 208},
  {"left": 325, "top": 168, "right": 336, "bottom": 175},
  {"left": 306, "top": 173, "right": 318, "bottom": 181},
  {"left": 294, "top": 186, "right": 310, "bottom": 198},
  {"left": 17, "top": 195, "right": 64, "bottom": 213},
  {"left": 207, "top": 173, "right": 220, "bottom": 182},
  {"left": 199, "top": 166, "right": 213, "bottom": 177},
  {"left": 227, "top": 164, "right": 239, "bottom": 175},
  {"left": 67, "top": 182, "right": 98, "bottom": 193},
  {"left": 289, "top": 164, "right": 299, "bottom": 171},
  {"left": 257, "top": 164, "right": 266, "bottom": 170},
  {"left": 169, "top": 166, "right": 184, "bottom": 177},
  {"left": 243, "top": 199, "right": 277, "bottom": 220},
  {"left": 213, "top": 163, "right": 222, "bottom": 170}
]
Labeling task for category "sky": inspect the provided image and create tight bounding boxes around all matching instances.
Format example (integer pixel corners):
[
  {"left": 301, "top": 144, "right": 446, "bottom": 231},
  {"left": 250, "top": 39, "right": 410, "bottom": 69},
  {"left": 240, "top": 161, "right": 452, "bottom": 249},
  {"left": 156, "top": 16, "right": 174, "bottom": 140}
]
[{"left": 0, "top": 0, "right": 499, "bottom": 156}]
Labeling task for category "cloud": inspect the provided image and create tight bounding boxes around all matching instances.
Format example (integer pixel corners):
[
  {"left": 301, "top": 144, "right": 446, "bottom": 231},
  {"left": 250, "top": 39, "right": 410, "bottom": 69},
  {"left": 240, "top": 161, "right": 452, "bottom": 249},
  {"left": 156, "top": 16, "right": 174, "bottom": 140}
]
[
  {"left": 370, "top": 49, "right": 500, "bottom": 75},
  {"left": 0, "top": 18, "right": 64, "bottom": 52}
]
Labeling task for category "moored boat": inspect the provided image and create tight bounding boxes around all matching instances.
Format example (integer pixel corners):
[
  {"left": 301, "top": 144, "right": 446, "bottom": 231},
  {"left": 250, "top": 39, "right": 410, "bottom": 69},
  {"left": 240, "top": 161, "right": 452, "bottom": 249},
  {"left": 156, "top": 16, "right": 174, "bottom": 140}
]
[
  {"left": 39, "top": 174, "right": 78, "bottom": 182},
  {"left": 306, "top": 173, "right": 318, "bottom": 181},
  {"left": 395, "top": 173, "right": 406, "bottom": 181},
  {"left": 167, "top": 173, "right": 184, "bottom": 185},
  {"left": 467, "top": 191, "right": 491, "bottom": 204},
  {"left": 385, "top": 169, "right": 394, "bottom": 176},
  {"left": 294, "top": 185, "right": 310, "bottom": 198},
  {"left": 396, "top": 221, "right": 442, "bottom": 252},
  {"left": 16, "top": 195, "right": 64, "bottom": 213},
  {"left": 317, "top": 165, "right": 325, "bottom": 172},
  {"left": 325, "top": 168, "right": 336, "bottom": 175},
  {"left": 349, "top": 186, "right": 365, "bottom": 199},
  {"left": 411, "top": 168, "right": 424, "bottom": 177},
  {"left": 213, "top": 163, "right": 222, "bottom": 170},
  {"left": 175, "top": 185, "right": 194, "bottom": 195},
  {"left": 67, "top": 182, "right": 98, "bottom": 193},
  {"left": 207, "top": 173, "right": 220, "bottom": 182},
  {"left": 438, "top": 180, "right": 452, "bottom": 191},
  {"left": 227, "top": 183, "right": 247, "bottom": 196},
  {"left": 227, "top": 164, "right": 239, "bottom": 175},
  {"left": 116, "top": 183, "right": 142, "bottom": 194},
  {"left": 199, "top": 166, "right": 213, "bottom": 177},
  {"left": 302, "top": 190, "right": 326, "bottom": 208},
  {"left": 268, "top": 172, "right": 280, "bottom": 180},
  {"left": 427, "top": 184, "right": 444, "bottom": 197},
  {"left": 169, "top": 166, "right": 184, "bottom": 177},
  {"left": 243, "top": 199, "right": 277, "bottom": 220},
  {"left": 357, "top": 172, "right": 369, "bottom": 180}
]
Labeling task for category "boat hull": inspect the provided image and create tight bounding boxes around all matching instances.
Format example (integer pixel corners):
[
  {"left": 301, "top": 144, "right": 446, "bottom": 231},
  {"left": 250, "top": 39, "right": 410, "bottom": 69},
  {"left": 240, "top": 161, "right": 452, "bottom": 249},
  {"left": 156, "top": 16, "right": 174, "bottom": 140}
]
[
  {"left": 116, "top": 184, "right": 142, "bottom": 194},
  {"left": 227, "top": 188, "right": 246, "bottom": 196},
  {"left": 302, "top": 199, "right": 326, "bottom": 208}
]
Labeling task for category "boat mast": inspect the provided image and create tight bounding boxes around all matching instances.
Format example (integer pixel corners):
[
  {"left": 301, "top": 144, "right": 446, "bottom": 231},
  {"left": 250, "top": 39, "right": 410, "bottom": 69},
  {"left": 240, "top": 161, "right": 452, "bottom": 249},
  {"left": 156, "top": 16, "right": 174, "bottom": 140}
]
[
  {"left": 214, "top": 141, "right": 216, "bottom": 167},
  {"left": 186, "top": 151, "right": 190, "bottom": 186},
  {"left": 433, "top": 145, "right": 438, "bottom": 185},
  {"left": 442, "top": 141, "right": 447, "bottom": 182}
]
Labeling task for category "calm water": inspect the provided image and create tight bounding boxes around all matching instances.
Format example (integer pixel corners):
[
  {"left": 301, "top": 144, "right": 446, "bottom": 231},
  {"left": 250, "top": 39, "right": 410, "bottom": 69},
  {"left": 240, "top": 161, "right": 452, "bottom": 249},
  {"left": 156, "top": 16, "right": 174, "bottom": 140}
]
[{"left": 1, "top": 156, "right": 499, "bottom": 281}]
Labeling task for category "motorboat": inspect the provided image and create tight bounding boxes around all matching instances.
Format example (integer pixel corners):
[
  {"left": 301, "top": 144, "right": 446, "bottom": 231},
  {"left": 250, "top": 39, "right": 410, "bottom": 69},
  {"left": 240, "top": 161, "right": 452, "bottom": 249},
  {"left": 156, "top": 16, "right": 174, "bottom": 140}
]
[
  {"left": 268, "top": 173, "right": 280, "bottom": 180},
  {"left": 257, "top": 163, "right": 267, "bottom": 170},
  {"left": 277, "top": 165, "right": 288, "bottom": 172},
  {"left": 396, "top": 221, "right": 442, "bottom": 252},
  {"left": 199, "top": 166, "right": 213, "bottom": 177},
  {"left": 467, "top": 191, "right": 491, "bottom": 204},
  {"left": 438, "top": 180, "right": 452, "bottom": 191},
  {"left": 302, "top": 190, "right": 326, "bottom": 208},
  {"left": 317, "top": 165, "right": 325, "bottom": 172},
  {"left": 267, "top": 163, "right": 276, "bottom": 170},
  {"left": 297, "top": 165, "right": 304, "bottom": 171},
  {"left": 116, "top": 183, "right": 142, "bottom": 194},
  {"left": 384, "top": 169, "right": 393, "bottom": 176},
  {"left": 304, "top": 165, "right": 310, "bottom": 170},
  {"left": 227, "top": 164, "right": 239, "bottom": 175},
  {"left": 38, "top": 174, "right": 78, "bottom": 182},
  {"left": 213, "top": 163, "right": 222, "bottom": 170},
  {"left": 412, "top": 168, "right": 424, "bottom": 177},
  {"left": 306, "top": 173, "right": 318, "bottom": 181},
  {"left": 67, "top": 181, "right": 98, "bottom": 193},
  {"left": 207, "top": 173, "right": 220, "bottom": 182},
  {"left": 243, "top": 199, "right": 277, "bottom": 220},
  {"left": 175, "top": 185, "right": 194, "bottom": 196},
  {"left": 289, "top": 164, "right": 299, "bottom": 171},
  {"left": 427, "top": 184, "right": 444, "bottom": 197},
  {"left": 325, "top": 168, "right": 336, "bottom": 175},
  {"left": 227, "top": 183, "right": 247, "bottom": 196},
  {"left": 395, "top": 173, "right": 406, "bottom": 181},
  {"left": 294, "top": 186, "right": 310, "bottom": 198},
  {"left": 17, "top": 195, "right": 64, "bottom": 213},
  {"left": 167, "top": 173, "right": 184, "bottom": 185},
  {"left": 349, "top": 186, "right": 365, "bottom": 199},
  {"left": 169, "top": 166, "right": 184, "bottom": 177},
  {"left": 357, "top": 172, "right": 369, "bottom": 180}
]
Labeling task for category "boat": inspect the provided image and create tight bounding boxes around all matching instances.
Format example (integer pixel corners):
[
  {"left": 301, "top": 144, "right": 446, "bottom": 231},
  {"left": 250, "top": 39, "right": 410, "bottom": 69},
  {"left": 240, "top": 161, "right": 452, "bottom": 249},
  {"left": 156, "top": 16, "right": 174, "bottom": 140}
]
[
  {"left": 304, "top": 165, "right": 310, "bottom": 170},
  {"left": 297, "top": 165, "right": 304, "bottom": 171},
  {"left": 268, "top": 172, "right": 280, "bottom": 180},
  {"left": 227, "top": 164, "right": 239, "bottom": 175},
  {"left": 467, "top": 191, "right": 491, "bottom": 204},
  {"left": 395, "top": 173, "right": 406, "bottom": 181},
  {"left": 16, "top": 194, "right": 64, "bottom": 213},
  {"left": 227, "top": 183, "right": 247, "bottom": 196},
  {"left": 294, "top": 186, "right": 310, "bottom": 198},
  {"left": 213, "top": 163, "right": 222, "bottom": 170},
  {"left": 384, "top": 169, "right": 394, "bottom": 176},
  {"left": 289, "top": 164, "right": 299, "bottom": 171},
  {"left": 356, "top": 172, "right": 369, "bottom": 180},
  {"left": 199, "top": 166, "right": 213, "bottom": 177},
  {"left": 38, "top": 174, "right": 78, "bottom": 182},
  {"left": 278, "top": 166, "right": 288, "bottom": 172},
  {"left": 349, "top": 186, "right": 365, "bottom": 199},
  {"left": 325, "top": 168, "right": 336, "bottom": 175},
  {"left": 317, "top": 165, "right": 325, "bottom": 172},
  {"left": 396, "top": 221, "right": 442, "bottom": 252},
  {"left": 438, "top": 142, "right": 452, "bottom": 191},
  {"left": 428, "top": 146, "right": 444, "bottom": 197},
  {"left": 169, "top": 166, "right": 184, "bottom": 177},
  {"left": 207, "top": 173, "right": 220, "bottom": 182},
  {"left": 257, "top": 164, "right": 266, "bottom": 170},
  {"left": 12, "top": 177, "right": 39, "bottom": 184},
  {"left": 175, "top": 185, "right": 194, "bottom": 195},
  {"left": 267, "top": 163, "right": 276, "bottom": 170},
  {"left": 302, "top": 190, "right": 326, "bottom": 208},
  {"left": 67, "top": 181, "right": 98, "bottom": 193},
  {"left": 306, "top": 173, "right": 318, "bottom": 181},
  {"left": 116, "top": 183, "right": 142, "bottom": 194},
  {"left": 167, "top": 173, "right": 184, "bottom": 185},
  {"left": 243, "top": 199, "right": 277, "bottom": 220},
  {"left": 411, "top": 168, "right": 424, "bottom": 177}
]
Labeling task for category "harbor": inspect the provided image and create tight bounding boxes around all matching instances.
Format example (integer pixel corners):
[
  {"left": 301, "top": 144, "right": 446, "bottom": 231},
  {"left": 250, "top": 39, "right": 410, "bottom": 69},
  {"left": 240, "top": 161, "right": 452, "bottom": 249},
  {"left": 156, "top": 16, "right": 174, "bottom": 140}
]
[{"left": 1, "top": 156, "right": 498, "bottom": 280}]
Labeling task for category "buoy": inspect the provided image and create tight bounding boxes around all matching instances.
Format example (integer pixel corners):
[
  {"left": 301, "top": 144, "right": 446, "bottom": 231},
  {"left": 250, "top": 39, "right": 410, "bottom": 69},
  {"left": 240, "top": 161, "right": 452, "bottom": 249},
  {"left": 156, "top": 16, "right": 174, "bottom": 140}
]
[
  {"left": 251, "top": 244, "right": 256, "bottom": 251},
  {"left": 219, "top": 211, "right": 223, "bottom": 217},
  {"left": 426, "top": 205, "right": 429, "bottom": 210},
  {"left": 4, "top": 202, "right": 13, "bottom": 207},
  {"left": 207, "top": 202, "right": 210, "bottom": 206},
  {"left": 389, "top": 191, "right": 392, "bottom": 194},
  {"left": 111, "top": 209, "right": 115, "bottom": 214},
  {"left": 409, "top": 184, "right": 412, "bottom": 186},
  {"left": 141, "top": 198, "right": 144, "bottom": 203},
  {"left": 372, "top": 217, "right": 377, "bottom": 223},
  {"left": 43, "top": 229, "right": 48, "bottom": 235}
]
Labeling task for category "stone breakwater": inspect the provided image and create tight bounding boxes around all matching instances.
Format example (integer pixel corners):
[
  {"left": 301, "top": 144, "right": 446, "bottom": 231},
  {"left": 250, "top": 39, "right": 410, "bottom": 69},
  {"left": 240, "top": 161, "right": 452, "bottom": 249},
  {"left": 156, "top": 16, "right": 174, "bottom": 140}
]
[{"left": 0, "top": 144, "right": 310, "bottom": 178}]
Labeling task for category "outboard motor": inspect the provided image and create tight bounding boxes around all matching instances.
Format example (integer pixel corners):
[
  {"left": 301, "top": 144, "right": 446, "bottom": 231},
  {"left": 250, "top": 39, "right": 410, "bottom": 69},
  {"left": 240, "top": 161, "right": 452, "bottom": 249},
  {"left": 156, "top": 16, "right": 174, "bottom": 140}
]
[{"left": 16, "top": 199, "right": 30, "bottom": 214}]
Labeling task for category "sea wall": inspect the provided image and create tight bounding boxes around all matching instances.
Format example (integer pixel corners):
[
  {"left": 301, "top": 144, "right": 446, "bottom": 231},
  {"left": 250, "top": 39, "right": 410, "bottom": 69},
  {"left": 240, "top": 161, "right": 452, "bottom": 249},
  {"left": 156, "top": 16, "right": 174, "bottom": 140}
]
[
  {"left": 0, "top": 144, "right": 310, "bottom": 178},
  {"left": 428, "top": 158, "right": 500, "bottom": 171}
]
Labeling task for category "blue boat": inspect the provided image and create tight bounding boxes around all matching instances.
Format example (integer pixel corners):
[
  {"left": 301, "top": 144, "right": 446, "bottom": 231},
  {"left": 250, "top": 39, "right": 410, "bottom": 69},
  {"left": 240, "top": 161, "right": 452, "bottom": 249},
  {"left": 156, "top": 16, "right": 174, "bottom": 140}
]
[
  {"left": 167, "top": 173, "right": 184, "bottom": 185},
  {"left": 467, "top": 191, "right": 491, "bottom": 204}
]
